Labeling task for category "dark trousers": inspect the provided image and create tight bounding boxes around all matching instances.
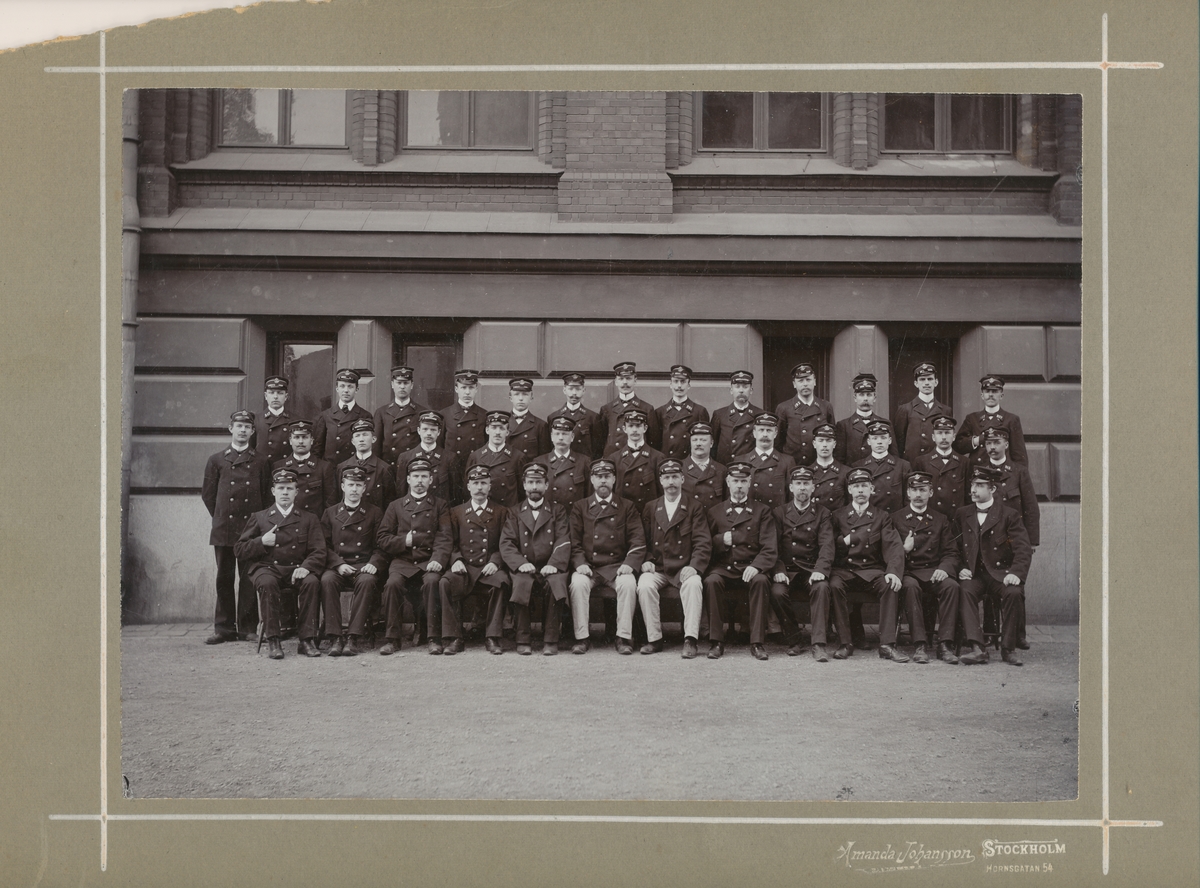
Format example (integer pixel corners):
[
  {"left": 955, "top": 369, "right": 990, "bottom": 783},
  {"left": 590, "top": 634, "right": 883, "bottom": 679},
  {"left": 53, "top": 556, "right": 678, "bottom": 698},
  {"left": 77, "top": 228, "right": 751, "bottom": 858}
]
[
  {"left": 253, "top": 569, "right": 320, "bottom": 640},
  {"left": 382, "top": 564, "right": 441, "bottom": 642},
  {"left": 440, "top": 573, "right": 509, "bottom": 640},
  {"left": 510, "top": 573, "right": 568, "bottom": 645},
  {"left": 829, "top": 571, "right": 901, "bottom": 645},
  {"left": 770, "top": 571, "right": 832, "bottom": 645},
  {"left": 213, "top": 545, "right": 258, "bottom": 636},
  {"left": 704, "top": 571, "right": 770, "bottom": 643},
  {"left": 319, "top": 568, "right": 380, "bottom": 638},
  {"left": 961, "top": 573, "right": 1024, "bottom": 650},
  {"left": 902, "top": 575, "right": 959, "bottom": 644}
]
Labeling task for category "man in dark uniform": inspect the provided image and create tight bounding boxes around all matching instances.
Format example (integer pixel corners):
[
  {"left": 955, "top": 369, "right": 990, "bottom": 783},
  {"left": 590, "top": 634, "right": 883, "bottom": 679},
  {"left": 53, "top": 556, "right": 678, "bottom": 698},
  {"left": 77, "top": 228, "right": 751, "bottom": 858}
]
[
  {"left": 829, "top": 467, "right": 907, "bottom": 662},
  {"left": 272, "top": 420, "right": 337, "bottom": 518},
  {"left": 913, "top": 415, "right": 968, "bottom": 518},
  {"left": 201, "top": 409, "right": 271, "bottom": 644},
  {"left": 893, "top": 362, "right": 954, "bottom": 464},
  {"left": 377, "top": 458, "right": 452, "bottom": 655},
  {"left": 613, "top": 409, "right": 665, "bottom": 515},
  {"left": 853, "top": 420, "right": 911, "bottom": 513},
  {"left": 466, "top": 410, "right": 526, "bottom": 508},
  {"left": 809, "top": 423, "right": 849, "bottom": 512},
  {"left": 313, "top": 368, "right": 373, "bottom": 466},
  {"left": 655, "top": 364, "right": 710, "bottom": 460},
  {"left": 500, "top": 463, "right": 573, "bottom": 656},
  {"left": 704, "top": 462, "right": 777, "bottom": 660},
  {"left": 318, "top": 465, "right": 386, "bottom": 657},
  {"left": 775, "top": 362, "right": 835, "bottom": 466},
  {"left": 981, "top": 426, "right": 1040, "bottom": 650},
  {"left": 599, "top": 361, "right": 661, "bottom": 455},
  {"left": 681, "top": 420, "right": 727, "bottom": 514},
  {"left": 711, "top": 370, "right": 762, "bottom": 465},
  {"left": 234, "top": 468, "right": 327, "bottom": 660},
  {"left": 638, "top": 459, "right": 712, "bottom": 658},
  {"left": 533, "top": 416, "right": 590, "bottom": 509},
  {"left": 253, "top": 376, "right": 297, "bottom": 466},
  {"left": 954, "top": 375, "right": 1029, "bottom": 466},
  {"left": 338, "top": 419, "right": 397, "bottom": 511},
  {"left": 395, "top": 411, "right": 457, "bottom": 503},
  {"left": 834, "top": 372, "right": 896, "bottom": 465},
  {"left": 547, "top": 372, "right": 602, "bottom": 460},
  {"left": 568, "top": 459, "right": 646, "bottom": 655},
  {"left": 770, "top": 466, "right": 836, "bottom": 661},
  {"left": 891, "top": 471, "right": 961, "bottom": 665},
  {"left": 746, "top": 412, "right": 795, "bottom": 508},
  {"left": 954, "top": 466, "right": 1034, "bottom": 666},
  {"left": 373, "top": 366, "right": 426, "bottom": 466},
  {"left": 440, "top": 465, "right": 512, "bottom": 655},
  {"left": 439, "top": 369, "right": 488, "bottom": 499},
  {"left": 506, "top": 377, "right": 551, "bottom": 462}
]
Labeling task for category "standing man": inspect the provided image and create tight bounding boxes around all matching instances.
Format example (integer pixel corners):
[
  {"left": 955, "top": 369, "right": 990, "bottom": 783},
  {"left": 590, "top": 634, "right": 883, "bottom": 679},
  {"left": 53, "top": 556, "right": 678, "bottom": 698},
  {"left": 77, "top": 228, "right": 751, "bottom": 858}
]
[
  {"left": 373, "top": 366, "right": 426, "bottom": 466},
  {"left": 775, "top": 362, "right": 835, "bottom": 466},
  {"left": 712, "top": 370, "right": 763, "bottom": 465},
  {"left": 234, "top": 468, "right": 327, "bottom": 660},
  {"left": 395, "top": 411, "right": 457, "bottom": 503},
  {"left": 746, "top": 412, "right": 795, "bottom": 508},
  {"left": 500, "top": 463, "right": 573, "bottom": 656},
  {"left": 638, "top": 459, "right": 712, "bottom": 658},
  {"left": 253, "top": 376, "right": 297, "bottom": 466},
  {"left": 466, "top": 410, "right": 526, "bottom": 508},
  {"left": 655, "top": 364, "right": 710, "bottom": 460},
  {"left": 201, "top": 409, "right": 271, "bottom": 644},
  {"left": 506, "top": 377, "right": 551, "bottom": 462},
  {"left": 770, "top": 466, "right": 836, "bottom": 661},
  {"left": 440, "top": 369, "right": 489, "bottom": 499},
  {"left": 893, "top": 362, "right": 953, "bottom": 464},
  {"left": 377, "top": 458, "right": 452, "bottom": 655},
  {"left": 313, "top": 369, "right": 373, "bottom": 466},
  {"left": 681, "top": 420, "right": 727, "bottom": 514},
  {"left": 852, "top": 420, "right": 911, "bottom": 514},
  {"left": 704, "top": 462, "right": 777, "bottom": 661},
  {"left": 599, "top": 361, "right": 661, "bottom": 455},
  {"left": 533, "top": 416, "right": 591, "bottom": 509},
  {"left": 834, "top": 372, "right": 895, "bottom": 466},
  {"left": 440, "top": 466, "right": 511, "bottom": 655},
  {"left": 913, "top": 415, "right": 969, "bottom": 518},
  {"left": 828, "top": 468, "right": 907, "bottom": 662},
  {"left": 954, "top": 375, "right": 1028, "bottom": 466},
  {"left": 338, "top": 418, "right": 397, "bottom": 511},
  {"left": 613, "top": 409, "right": 665, "bottom": 515},
  {"left": 318, "top": 465, "right": 386, "bottom": 658},
  {"left": 547, "top": 372, "right": 602, "bottom": 459},
  {"left": 272, "top": 419, "right": 337, "bottom": 518},
  {"left": 809, "top": 422, "right": 850, "bottom": 512},
  {"left": 568, "top": 459, "right": 646, "bottom": 655}
]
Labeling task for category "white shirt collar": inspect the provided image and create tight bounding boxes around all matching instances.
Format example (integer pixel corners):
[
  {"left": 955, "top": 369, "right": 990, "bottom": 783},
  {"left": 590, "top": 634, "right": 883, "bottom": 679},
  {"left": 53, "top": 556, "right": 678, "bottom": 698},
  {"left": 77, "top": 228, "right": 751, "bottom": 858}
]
[
  {"left": 230, "top": 443, "right": 249, "bottom": 453},
  {"left": 275, "top": 504, "right": 294, "bottom": 517},
  {"left": 618, "top": 393, "right": 636, "bottom": 402},
  {"left": 268, "top": 406, "right": 285, "bottom": 416},
  {"left": 918, "top": 393, "right": 935, "bottom": 404},
  {"left": 984, "top": 406, "right": 1001, "bottom": 414}
]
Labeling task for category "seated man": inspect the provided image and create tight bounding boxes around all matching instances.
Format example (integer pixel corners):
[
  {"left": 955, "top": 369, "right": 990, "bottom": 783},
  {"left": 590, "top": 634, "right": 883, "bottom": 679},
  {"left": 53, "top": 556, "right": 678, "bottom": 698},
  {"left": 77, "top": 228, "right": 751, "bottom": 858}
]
[
  {"left": 318, "top": 465, "right": 387, "bottom": 657},
  {"left": 377, "top": 458, "right": 452, "bottom": 655},
  {"left": 704, "top": 462, "right": 777, "bottom": 661},
  {"left": 568, "top": 459, "right": 646, "bottom": 655},
  {"left": 234, "top": 468, "right": 327, "bottom": 660},
  {"left": 440, "top": 465, "right": 511, "bottom": 655},
  {"left": 770, "top": 466, "right": 835, "bottom": 662},
  {"left": 890, "top": 470, "right": 960, "bottom": 665},
  {"left": 500, "top": 463, "right": 572, "bottom": 656},
  {"left": 638, "top": 459, "right": 712, "bottom": 658},
  {"left": 828, "top": 467, "right": 907, "bottom": 662}
]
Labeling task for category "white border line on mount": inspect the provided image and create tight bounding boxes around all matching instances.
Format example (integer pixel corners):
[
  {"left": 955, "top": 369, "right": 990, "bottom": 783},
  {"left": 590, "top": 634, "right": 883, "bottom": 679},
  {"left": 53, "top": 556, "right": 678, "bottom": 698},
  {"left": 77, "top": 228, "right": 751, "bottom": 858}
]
[{"left": 53, "top": 13, "right": 1163, "bottom": 876}]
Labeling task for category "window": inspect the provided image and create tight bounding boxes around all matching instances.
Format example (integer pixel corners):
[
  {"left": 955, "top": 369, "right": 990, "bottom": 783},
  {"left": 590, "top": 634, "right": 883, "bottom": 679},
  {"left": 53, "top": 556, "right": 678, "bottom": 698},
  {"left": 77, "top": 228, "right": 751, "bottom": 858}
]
[
  {"left": 395, "top": 337, "right": 461, "bottom": 410},
  {"left": 698, "top": 92, "right": 826, "bottom": 151},
  {"left": 273, "top": 337, "right": 337, "bottom": 418},
  {"left": 882, "top": 94, "right": 1010, "bottom": 153},
  {"left": 220, "top": 89, "right": 349, "bottom": 147},
  {"left": 404, "top": 91, "right": 533, "bottom": 149}
]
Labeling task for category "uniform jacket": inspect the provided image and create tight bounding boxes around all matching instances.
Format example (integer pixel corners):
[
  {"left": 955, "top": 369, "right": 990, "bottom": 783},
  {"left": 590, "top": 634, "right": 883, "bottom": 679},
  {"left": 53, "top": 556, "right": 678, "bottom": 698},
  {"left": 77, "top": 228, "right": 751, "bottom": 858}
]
[
  {"left": 201, "top": 445, "right": 271, "bottom": 546},
  {"left": 600, "top": 395, "right": 662, "bottom": 454},
  {"left": 774, "top": 396, "right": 835, "bottom": 465},
  {"left": 912, "top": 449, "right": 969, "bottom": 518},
  {"left": 681, "top": 457, "right": 727, "bottom": 514},
  {"left": 641, "top": 494, "right": 712, "bottom": 576},
  {"left": 655, "top": 399, "right": 711, "bottom": 459},
  {"left": 711, "top": 402, "right": 763, "bottom": 465},
  {"left": 953, "top": 501, "right": 1033, "bottom": 583},
  {"left": 953, "top": 409, "right": 1028, "bottom": 465},
  {"left": 507, "top": 412, "right": 551, "bottom": 462},
  {"left": 252, "top": 408, "right": 298, "bottom": 467},
  {"left": 852, "top": 453, "right": 912, "bottom": 514},
  {"left": 772, "top": 501, "right": 835, "bottom": 578},
  {"left": 831, "top": 503, "right": 904, "bottom": 578},
  {"left": 499, "top": 499, "right": 572, "bottom": 604},
  {"left": 466, "top": 444, "right": 527, "bottom": 508},
  {"left": 337, "top": 453, "right": 397, "bottom": 511},
  {"left": 706, "top": 499, "right": 778, "bottom": 576},
  {"left": 377, "top": 494, "right": 453, "bottom": 578},
  {"left": 809, "top": 459, "right": 850, "bottom": 512},
  {"left": 446, "top": 499, "right": 510, "bottom": 590},
  {"left": 889, "top": 506, "right": 958, "bottom": 578},
  {"left": 533, "top": 449, "right": 591, "bottom": 509},
  {"left": 272, "top": 453, "right": 338, "bottom": 517},
  {"left": 834, "top": 412, "right": 897, "bottom": 465},
  {"left": 439, "top": 402, "right": 489, "bottom": 473},
  {"left": 234, "top": 504, "right": 327, "bottom": 580},
  {"left": 319, "top": 501, "right": 387, "bottom": 571},
  {"left": 395, "top": 445, "right": 457, "bottom": 503},
  {"left": 569, "top": 495, "right": 647, "bottom": 582},
  {"left": 373, "top": 400, "right": 427, "bottom": 465},
  {"left": 613, "top": 443, "right": 665, "bottom": 515},
  {"left": 893, "top": 396, "right": 953, "bottom": 463},
  {"left": 746, "top": 448, "right": 796, "bottom": 508},
  {"left": 312, "top": 402, "right": 373, "bottom": 465},
  {"left": 986, "top": 459, "right": 1040, "bottom": 546},
  {"left": 546, "top": 403, "right": 603, "bottom": 460}
]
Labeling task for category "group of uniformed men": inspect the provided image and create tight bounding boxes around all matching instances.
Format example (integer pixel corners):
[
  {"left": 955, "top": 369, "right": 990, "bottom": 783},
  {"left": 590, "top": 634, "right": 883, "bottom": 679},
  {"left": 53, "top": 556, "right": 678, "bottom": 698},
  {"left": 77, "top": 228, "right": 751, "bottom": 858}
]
[{"left": 201, "top": 360, "right": 1039, "bottom": 665}]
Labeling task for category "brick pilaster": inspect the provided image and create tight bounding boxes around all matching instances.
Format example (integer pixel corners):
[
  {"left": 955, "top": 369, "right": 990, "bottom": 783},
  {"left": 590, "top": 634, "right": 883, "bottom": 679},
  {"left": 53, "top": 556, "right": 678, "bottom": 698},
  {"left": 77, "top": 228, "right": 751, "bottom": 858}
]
[
  {"left": 1049, "top": 95, "right": 1081, "bottom": 225},
  {"left": 350, "top": 90, "right": 398, "bottom": 167}
]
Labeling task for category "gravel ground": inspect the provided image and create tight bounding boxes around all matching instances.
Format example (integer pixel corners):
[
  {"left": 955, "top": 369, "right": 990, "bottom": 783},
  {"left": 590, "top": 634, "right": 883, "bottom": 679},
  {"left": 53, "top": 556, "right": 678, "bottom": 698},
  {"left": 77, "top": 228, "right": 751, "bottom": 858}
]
[{"left": 121, "top": 624, "right": 1078, "bottom": 802}]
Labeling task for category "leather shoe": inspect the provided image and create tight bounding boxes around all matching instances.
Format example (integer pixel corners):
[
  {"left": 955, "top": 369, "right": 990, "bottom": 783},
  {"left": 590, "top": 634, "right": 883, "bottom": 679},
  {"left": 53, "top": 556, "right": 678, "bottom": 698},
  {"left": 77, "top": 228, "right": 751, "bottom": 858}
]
[
  {"left": 485, "top": 637, "right": 503, "bottom": 655},
  {"left": 707, "top": 641, "right": 724, "bottom": 660},
  {"left": 878, "top": 644, "right": 910, "bottom": 663},
  {"left": 681, "top": 637, "right": 698, "bottom": 660},
  {"left": 379, "top": 641, "right": 397, "bottom": 656},
  {"left": 750, "top": 643, "right": 768, "bottom": 661},
  {"left": 297, "top": 638, "right": 321, "bottom": 658},
  {"left": 812, "top": 643, "right": 828, "bottom": 663},
  {"left": 326, "top": 636, "right": 344, "bottom": 657},
  {"left": 832, "top": 644, "right": 852, "bottom": 660},
  {"left": 959, "top": 644, "right": 989, "bottom": 665},
  {"left": 938, "top": 642, "right": 959, "bottom": 665},
  {"left": 542, "top": 643, "right": 558, "bottom": 656},
  {"left": 787, "top": 644, "right": 803, "bottom": 657},
  {"left": 341, "top": 636, "right": 361, "bottom": 657},
  {"left": 571, "top": 640, "right": 590, "bottom": 655},
  {"left": 517, "top": 643, "right": 532, "bottom": 655},
  {"left": 1002, "top": 648, "right": 1024, "bottom": 666},
  {"left": 205, "top": 631, "right": 237, "bottom": 645},
  {"left": 443, "top": 637, "right": 464, "bottom": 655},
  {"left": 428, "top": 639, "right": 444, "bottom": 655},
  {"left": 640, "top": 639, "right": 663, "bottom": 654},
  {"left": 912, "top": 644, "right": 929, "bottom": 664},
  {"left": 1016, "top": 638, "right": 1030, "bottom": 650},
  {"left": 267, "top": 637, "right": 284, "bottom": 660},
  {"left": 615, "top": 637, "right": 634, "bottom": 655}
]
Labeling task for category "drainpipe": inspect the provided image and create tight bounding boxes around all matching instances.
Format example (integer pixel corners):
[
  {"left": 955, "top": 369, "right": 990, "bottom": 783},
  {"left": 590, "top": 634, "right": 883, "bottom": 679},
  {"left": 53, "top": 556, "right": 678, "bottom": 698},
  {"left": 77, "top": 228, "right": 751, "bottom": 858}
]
[{"left": 121, "top": 90, "right": 140, "bottom": 619}]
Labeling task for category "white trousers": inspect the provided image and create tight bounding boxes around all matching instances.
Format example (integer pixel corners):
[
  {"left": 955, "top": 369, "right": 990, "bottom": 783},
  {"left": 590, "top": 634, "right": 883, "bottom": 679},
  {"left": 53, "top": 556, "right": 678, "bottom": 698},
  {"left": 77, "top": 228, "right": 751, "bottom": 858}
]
[{"left": 636, "top": 571, "right": 704, "bottom": 641}]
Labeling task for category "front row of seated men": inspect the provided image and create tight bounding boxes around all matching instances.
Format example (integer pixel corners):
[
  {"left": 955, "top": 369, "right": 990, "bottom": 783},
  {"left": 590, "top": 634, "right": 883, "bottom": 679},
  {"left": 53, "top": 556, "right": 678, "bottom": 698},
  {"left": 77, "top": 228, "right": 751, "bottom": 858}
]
[{"left": 233, "top": 420, "right": 1032, "bottom": 666}]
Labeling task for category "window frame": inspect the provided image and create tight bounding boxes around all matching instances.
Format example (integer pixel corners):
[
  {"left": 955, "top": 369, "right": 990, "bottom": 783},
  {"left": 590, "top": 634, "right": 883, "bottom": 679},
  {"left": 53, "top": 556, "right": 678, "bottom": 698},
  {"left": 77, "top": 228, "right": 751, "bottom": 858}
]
[
  {"left": 216, "top": 88, "right": 351, "bottom": 150},
  {"left": 880, "top": 93, "right": 1013, "bottom": 155},
  {"left": 695, "top": 91, "right": 830, "bottom": 155},
  {"left": 399, "top": 90, "right": 536, "bottom": 152}
]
